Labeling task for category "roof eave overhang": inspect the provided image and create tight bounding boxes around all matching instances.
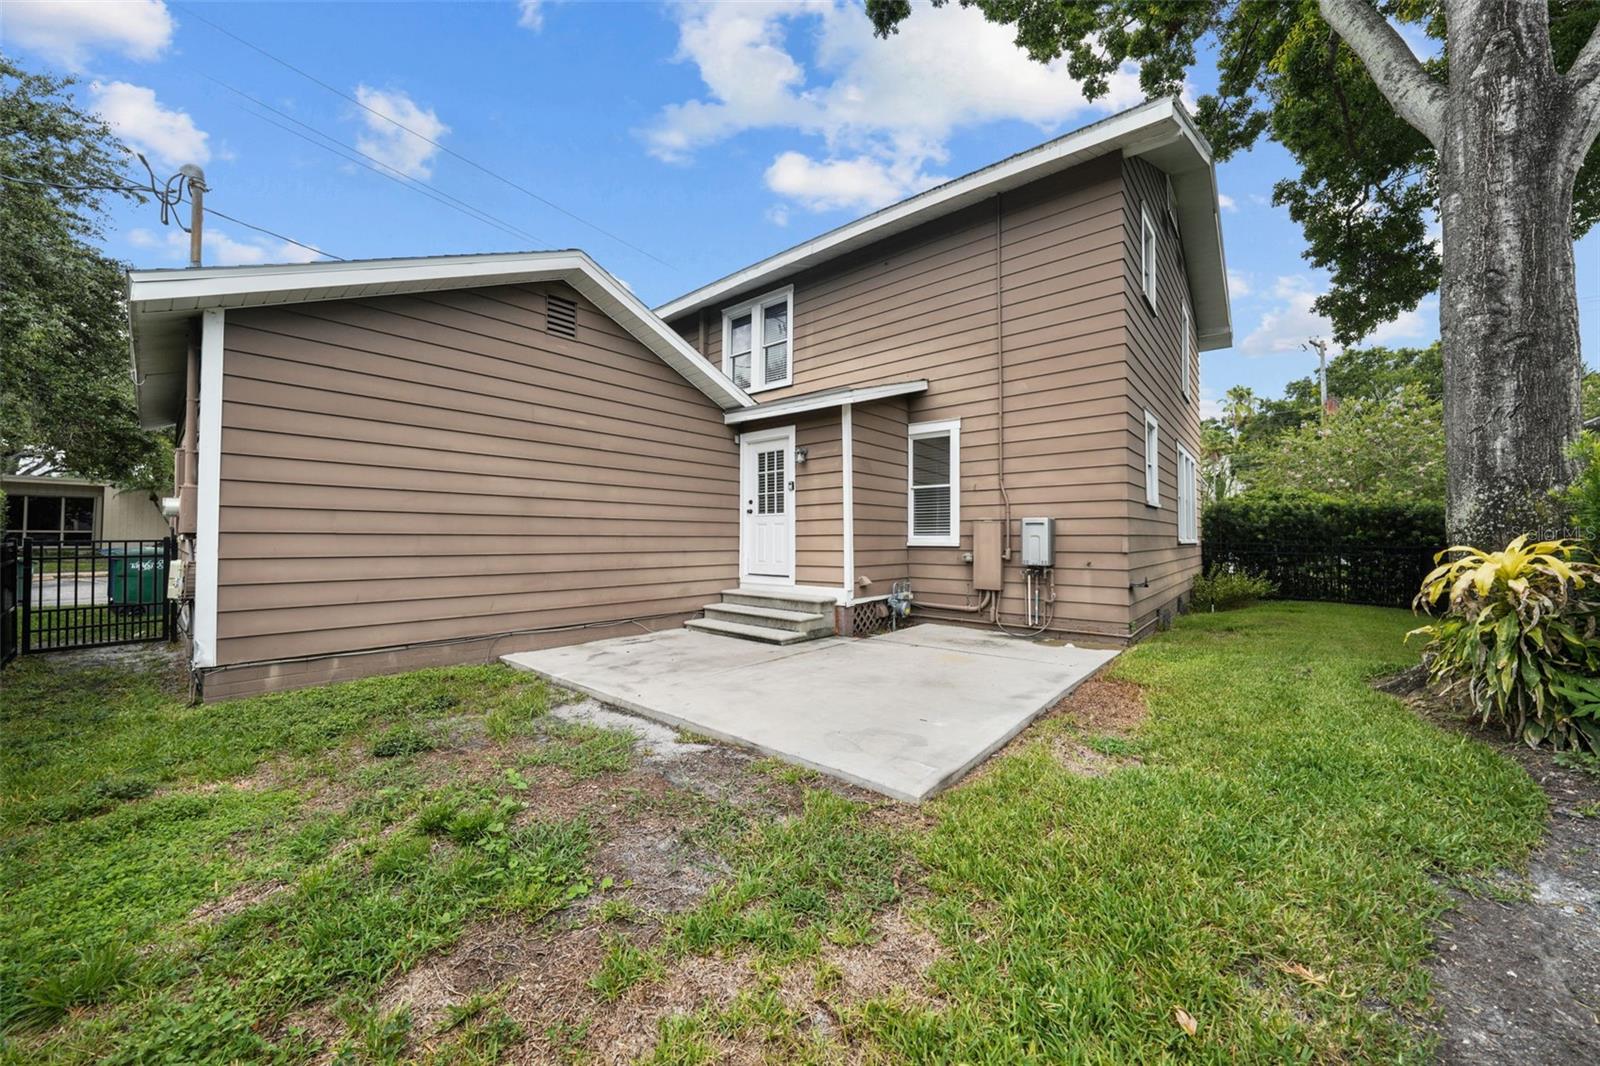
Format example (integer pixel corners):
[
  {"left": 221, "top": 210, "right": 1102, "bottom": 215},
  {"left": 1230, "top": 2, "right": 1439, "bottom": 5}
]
[
  {"left": 127, "top": 251, "right": 755, "bottom": 429},
  {"left": 654, "top": 96, "right": 1232, "bottom": 351},
  {"left": 723, "top": 379, "right": 929, "bottom": 426}
]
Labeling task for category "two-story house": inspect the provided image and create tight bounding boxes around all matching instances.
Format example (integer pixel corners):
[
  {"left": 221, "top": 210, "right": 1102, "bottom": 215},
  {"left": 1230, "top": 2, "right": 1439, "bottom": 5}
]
[{"left": 128, "top": 98, "right": 1229, "bottom": 698}]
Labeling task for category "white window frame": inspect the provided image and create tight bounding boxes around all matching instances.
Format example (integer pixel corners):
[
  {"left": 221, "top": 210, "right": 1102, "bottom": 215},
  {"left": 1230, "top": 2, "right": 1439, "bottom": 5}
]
[
  {"left": 1177, "top": 443, "right": 1198, "bottom": 544},
  {"left": 907, "top": 418, "right": 960, "bottom": 547},
  {"left": 1144, "top": 410, "right": 1161, "bottom": 507},
  {"left": 721, "top": 285, "right": 793, "bottom": 393},
  {"left": 1139, "top": 203, "right": 1159, "bottom": 309}
]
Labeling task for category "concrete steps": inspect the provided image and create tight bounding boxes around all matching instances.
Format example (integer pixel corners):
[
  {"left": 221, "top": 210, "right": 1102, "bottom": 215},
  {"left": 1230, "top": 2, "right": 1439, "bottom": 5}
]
[{"left": 685, "top": 588, "right": 836, "bottom": 645}]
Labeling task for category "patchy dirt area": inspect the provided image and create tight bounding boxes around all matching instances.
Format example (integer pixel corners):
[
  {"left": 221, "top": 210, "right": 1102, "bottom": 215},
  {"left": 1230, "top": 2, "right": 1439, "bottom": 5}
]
[
  {"left": 972, "top": 674, "right": 1149, "bottom": 781},
  {"left": 1380, "top": 668, "right": 1600, "bottom": 1064}
]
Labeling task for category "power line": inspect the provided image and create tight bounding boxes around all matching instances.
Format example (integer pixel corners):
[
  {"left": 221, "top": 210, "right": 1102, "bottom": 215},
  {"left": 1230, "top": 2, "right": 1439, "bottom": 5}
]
[
  {"left": 200, "top": 73, "right": 547, "bottom": 248},
  {"left": 202, "top": 206, "right": 344, "bottom": 260},
  {"left": 2, "top": 171, "right": 341, "bottom": 261},
  {"left": 176, "top": 2, "right": 673, "bottom": 267}
]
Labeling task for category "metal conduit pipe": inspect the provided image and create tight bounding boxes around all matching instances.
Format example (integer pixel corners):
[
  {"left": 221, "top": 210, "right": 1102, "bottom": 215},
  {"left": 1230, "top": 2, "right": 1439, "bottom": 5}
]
[{"left": 914, "top": 589, "right": 997, "bottom": 616}]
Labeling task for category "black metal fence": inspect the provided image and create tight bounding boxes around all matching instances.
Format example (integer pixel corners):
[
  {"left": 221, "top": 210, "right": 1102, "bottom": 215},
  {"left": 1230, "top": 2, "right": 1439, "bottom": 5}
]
[
  {"left": 1, "top": 540, "right": 18, "bottom": 667},
  {"left": 0, "top": 537, "right": 176, "bottom": 658},
  {"left": 1201, "top": 541, "right": 1439, "bottom": 609}
]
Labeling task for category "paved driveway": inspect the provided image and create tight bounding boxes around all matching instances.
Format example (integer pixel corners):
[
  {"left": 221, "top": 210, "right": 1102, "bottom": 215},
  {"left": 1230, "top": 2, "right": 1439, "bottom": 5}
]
[{"left": 503, "top": 624, "right": 1117, "bottom": 801}]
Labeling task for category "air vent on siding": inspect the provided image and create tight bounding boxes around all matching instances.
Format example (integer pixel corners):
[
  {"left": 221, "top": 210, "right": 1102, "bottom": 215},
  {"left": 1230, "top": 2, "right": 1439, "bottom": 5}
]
[{"left": 545, "top": 293, "right": 578, "bottom": 339}]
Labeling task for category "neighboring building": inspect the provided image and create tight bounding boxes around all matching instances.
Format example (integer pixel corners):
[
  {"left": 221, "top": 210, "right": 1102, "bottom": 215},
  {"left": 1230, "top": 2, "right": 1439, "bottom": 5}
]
[
  {"left": 1, "top": 474, "right": 170, "bottom": 543},
  {"left": 127, "top": 98, "right": 1229, "bottom": 699}
]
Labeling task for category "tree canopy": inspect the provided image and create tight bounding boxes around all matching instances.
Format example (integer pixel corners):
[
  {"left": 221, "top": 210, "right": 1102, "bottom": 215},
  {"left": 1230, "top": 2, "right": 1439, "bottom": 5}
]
[{"left": 0, "top": 59, "right": 171, "bottom": 496}]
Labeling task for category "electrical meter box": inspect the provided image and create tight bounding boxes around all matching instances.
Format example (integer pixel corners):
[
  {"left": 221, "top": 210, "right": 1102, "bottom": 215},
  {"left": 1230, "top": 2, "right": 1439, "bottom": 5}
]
[{"left": 1020, "top": 517, "right": 1055, "bottom": 567}]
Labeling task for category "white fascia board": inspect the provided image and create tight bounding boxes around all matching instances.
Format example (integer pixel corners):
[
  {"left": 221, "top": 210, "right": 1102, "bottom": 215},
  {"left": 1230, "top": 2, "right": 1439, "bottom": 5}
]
[
  {"left": 724, "top": 379, "right": 929, "bottom": 425},
  {"left": 128, "top": 251, "right": 754, "bottom": 412},
  {"left": 655, "top": 99, "right": 1188, "bottom": 322}
]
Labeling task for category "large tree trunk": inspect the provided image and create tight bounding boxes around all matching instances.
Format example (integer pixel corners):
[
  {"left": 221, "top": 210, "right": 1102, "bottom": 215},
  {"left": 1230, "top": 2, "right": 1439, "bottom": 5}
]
[{"left": 1438, "top": 0, "right": 1585, "bottom": 548}]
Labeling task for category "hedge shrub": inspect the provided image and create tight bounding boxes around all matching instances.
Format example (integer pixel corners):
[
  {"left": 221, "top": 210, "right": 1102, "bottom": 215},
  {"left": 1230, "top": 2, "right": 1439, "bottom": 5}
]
[{"left": 1202, "top": 490, "right": 1445, "bottom": 547}]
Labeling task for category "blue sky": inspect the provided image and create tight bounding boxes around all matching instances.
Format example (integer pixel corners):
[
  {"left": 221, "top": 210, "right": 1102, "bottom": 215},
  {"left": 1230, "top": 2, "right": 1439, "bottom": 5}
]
[{"left": 9, "top": 0, "right": 1597, "bottom": 416}]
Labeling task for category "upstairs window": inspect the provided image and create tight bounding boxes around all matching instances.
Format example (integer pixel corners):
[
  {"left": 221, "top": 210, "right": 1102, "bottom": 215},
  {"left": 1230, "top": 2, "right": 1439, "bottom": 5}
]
[
  {"left": 722, "top": 287, "right": 792, "bottom": 391},
  {"left": 908, "top": 419, "right": 960, "bottom": 547},
  {"left": 1144, "top": 411, "right": 1160, "bottom": 507},
  {"left": 1140, "top": 203, "right": 1159, "bottom": 309},
  {"left": 1177, "top": 444, "right": 1197, "bottom": 543}
]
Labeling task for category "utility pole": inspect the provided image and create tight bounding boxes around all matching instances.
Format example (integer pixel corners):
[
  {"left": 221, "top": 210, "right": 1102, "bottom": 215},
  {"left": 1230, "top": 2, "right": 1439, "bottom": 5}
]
[
  {"left": 180, "top": 164, "right": 206, "bottom": 268},
  {"left": 1302, "top": 337, "right": 1331, "bottom": 427}
]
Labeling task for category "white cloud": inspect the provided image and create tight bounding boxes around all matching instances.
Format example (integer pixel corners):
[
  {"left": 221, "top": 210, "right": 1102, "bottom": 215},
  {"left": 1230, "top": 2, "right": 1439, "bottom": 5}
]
[
  {"left": 765, "top": 151, "right": 942, "bottom": 213},
  {"left": 516, "top": 0, "right": 544, "bottom": 30},
  {"left": 129, "top": 225, "right": 322, "bottom": 267},
  {"left": 1239, "top": 275, "right": 1435, "bottom": 359},
  {"left": 1199, "top": 387, "right": 1223, "bottom": 422},
  {"left": 1227, "top": 270, "right": 1251, "bottom": 299},
  {"left": 645, "top": 1, "right": 1151, "bottom": 213},
  {"left": 1217, "top": 192, "right": 1237, "bottom": 212},
  {"left": 764, "top": 203, "right": 790, "bottom": 227},
  {"left": 352, "top": 86, "right": 448, "bottom": 180},
  {"left": 3, "top": 0, "right": 173, "bottom": 69},
  {"left": 89, "top": 81, "right": 209, "bottom": 169}
]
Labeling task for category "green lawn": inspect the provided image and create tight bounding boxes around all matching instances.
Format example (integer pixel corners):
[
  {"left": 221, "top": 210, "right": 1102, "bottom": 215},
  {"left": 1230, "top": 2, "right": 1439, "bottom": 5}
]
[{"left": 0, "top": 604, "right": 1547, "bottom": 1063}]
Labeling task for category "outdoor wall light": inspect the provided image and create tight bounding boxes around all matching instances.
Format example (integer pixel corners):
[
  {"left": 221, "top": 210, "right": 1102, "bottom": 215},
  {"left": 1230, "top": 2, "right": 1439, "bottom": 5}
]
[{"left": 794, "top": 447, "right": 808, "bottom": 464}]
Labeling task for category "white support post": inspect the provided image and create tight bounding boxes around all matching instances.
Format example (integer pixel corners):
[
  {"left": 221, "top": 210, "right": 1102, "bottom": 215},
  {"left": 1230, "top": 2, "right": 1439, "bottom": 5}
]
[
  {"left": 841, "top": 402, "right": 854, "bottom": 597},
  {"left": 193, "top": 308, "right": 225, "bottom": 669}
]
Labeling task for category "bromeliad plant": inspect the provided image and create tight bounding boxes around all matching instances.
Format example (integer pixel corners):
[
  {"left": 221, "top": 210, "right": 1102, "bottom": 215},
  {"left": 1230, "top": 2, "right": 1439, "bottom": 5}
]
[{"left": 1409, "top": 537, "right": 1600, "bottom": 753}]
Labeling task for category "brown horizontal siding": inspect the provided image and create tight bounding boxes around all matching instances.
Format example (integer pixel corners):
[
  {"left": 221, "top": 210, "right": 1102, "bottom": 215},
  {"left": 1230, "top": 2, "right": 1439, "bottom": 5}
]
[
  {"left": 1120, "top": 158, "right": 1202, "bottom": 627},
  {"left": 669, "top": 154, "right": 1139, "bottom": 636},
  {"left": 850, "top": 400, "right": 910, "bottom": 589},
  {"left": 214, "top": 281, "right": 738, "bottom": 668},
  {"left": 793, "top": 412, "right": 843, "bottom": 588}
]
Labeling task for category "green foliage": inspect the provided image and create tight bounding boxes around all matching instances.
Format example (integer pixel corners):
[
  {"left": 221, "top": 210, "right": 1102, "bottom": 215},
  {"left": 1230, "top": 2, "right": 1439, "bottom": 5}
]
[
  {"left": 1582, "top": 370, "right": 1600, "bottom": 422},
  {"left": 0, "top": 60, "right": 172, "bottom": 491},
  {"left": 1561, "top": 431, "right": 1600, "bottom": 542},
  {"left": 1410, "top": 537, "right": 1600, "bottom": 753},
  {"left": 1251, "top": 343, "right": 1444, "bottom": 441},
  {"left": 1240, "top": 385, "right": 1444, "bottom": 502},
  {"left": 1191, "top": 567, "right": 1277, "bottom": 612},
  {"left": 1202, "top": 489, "right": 1445, "bottom": 547}
]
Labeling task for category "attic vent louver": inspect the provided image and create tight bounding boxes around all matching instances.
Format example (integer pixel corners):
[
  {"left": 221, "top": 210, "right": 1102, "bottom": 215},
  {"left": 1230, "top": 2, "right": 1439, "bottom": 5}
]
[{"left": 546, "top": 293, "right": 578, "bottom": 339}]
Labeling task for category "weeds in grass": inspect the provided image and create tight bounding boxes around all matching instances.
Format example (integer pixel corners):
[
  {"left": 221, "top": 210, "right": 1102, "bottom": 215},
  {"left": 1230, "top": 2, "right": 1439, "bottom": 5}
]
[
  {"left": 6, "top": 943, "right": 134, "bottom": 1032},
  {"left": 336, "top": 1005, "right": 412, "bottom": 1065},
  {"left": 591, "top": 935, "right": 664, "bottom": 1001},
  {"left": 595, "top": 897, "right": 642, "bottom": 924},
  {"left": 369, "top": 725, "right": 433, "bottom": 759},
  {"left": 522, "top": 722, "right": 635, "bottom": 778},
  {"left": 485, "top": 684, "right": 552, "bottom": 743}
]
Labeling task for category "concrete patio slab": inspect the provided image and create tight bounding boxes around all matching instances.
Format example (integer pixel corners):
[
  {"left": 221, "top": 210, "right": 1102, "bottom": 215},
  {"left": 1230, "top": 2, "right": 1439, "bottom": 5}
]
[{"left": 501, "top": 624, "right": 1117, "bottom": 801}]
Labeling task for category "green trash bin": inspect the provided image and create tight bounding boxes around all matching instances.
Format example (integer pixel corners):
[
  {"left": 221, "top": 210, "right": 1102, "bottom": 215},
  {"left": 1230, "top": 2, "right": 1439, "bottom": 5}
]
[{"left": 102, "top": 544, "right": 168, "bottom": 616}]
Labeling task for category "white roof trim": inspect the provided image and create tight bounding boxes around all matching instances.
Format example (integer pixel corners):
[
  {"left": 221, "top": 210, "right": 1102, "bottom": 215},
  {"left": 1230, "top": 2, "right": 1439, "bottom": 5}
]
[
  {"left": 724, "top": 380, "right": 928, "bottom": 425},
  {"left": 127, "top": 250, "right": 753, "bottom": 428},
  {"left": 657, "top": 97, "right": 1231, "bottom": 352}
]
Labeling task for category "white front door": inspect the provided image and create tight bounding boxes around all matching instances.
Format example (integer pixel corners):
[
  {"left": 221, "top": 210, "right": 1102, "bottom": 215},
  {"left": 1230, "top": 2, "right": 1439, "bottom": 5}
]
[{"left": 740, "top": 426, "right": 795, "bottom": 583}]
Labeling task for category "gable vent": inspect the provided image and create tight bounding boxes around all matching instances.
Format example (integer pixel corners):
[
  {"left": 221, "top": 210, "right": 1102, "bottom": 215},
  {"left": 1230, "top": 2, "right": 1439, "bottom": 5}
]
[{"left": 545, "top": 293, "right": 578, "bottom": 339}]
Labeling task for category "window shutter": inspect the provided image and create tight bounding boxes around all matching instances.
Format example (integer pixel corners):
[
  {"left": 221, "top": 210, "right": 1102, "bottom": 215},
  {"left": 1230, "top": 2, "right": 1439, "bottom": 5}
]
[{"left": 545, "top": 293, "right": 577, "bottom": 339}]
